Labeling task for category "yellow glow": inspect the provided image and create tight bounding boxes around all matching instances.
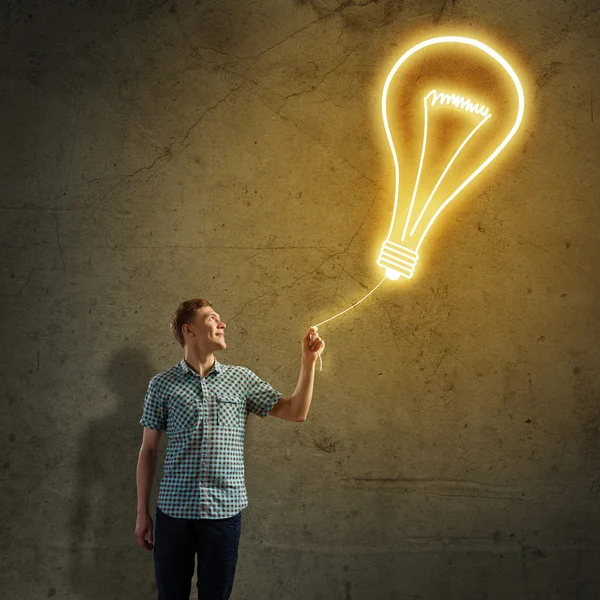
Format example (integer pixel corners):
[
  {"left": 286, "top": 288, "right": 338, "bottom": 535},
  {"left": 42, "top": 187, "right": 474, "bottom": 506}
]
[
  {"left": 377, "top": 35, "right": 525, "bottom": 280},
  {"left": 307, "top": 35, "right": 526, "bottom": 373}
]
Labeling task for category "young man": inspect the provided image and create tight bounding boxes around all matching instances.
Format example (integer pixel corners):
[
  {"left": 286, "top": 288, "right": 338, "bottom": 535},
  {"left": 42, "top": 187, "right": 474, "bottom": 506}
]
[{"left": 135, "top": 298, "right": 324, "bottom": 600}]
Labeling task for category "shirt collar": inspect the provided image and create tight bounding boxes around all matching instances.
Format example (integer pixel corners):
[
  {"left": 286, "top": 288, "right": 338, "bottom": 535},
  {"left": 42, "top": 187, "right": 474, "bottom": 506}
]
[{"left": 179, "top": 357, "right": 222, "bottom": 378}]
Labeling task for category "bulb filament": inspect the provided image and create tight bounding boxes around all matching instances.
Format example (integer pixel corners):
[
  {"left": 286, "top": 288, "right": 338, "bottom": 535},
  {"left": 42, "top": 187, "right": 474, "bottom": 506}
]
[{"left": 426, "top": 89, "right": 491, "bottom": 118}]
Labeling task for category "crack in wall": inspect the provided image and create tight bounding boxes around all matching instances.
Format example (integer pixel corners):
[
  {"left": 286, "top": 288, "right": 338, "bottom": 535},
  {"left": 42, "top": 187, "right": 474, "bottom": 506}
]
[
  {"left": 177, "top": 7, "right": 339, "bottom": 61},
  {"left": 92, "top": 82, "right": 245, "bottom": 211},
  {"left": 261, "top": 96, "right": 383, "bottom": 190}
]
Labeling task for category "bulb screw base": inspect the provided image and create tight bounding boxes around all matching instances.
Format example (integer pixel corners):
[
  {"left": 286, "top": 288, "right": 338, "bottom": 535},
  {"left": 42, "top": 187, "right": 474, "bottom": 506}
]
[{"left": 377, "top": 240, "right": 418, "bottom": 280}]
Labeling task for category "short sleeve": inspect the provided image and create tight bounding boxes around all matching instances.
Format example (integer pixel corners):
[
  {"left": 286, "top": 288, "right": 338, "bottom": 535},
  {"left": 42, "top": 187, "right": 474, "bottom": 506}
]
[
  {"left": 139, "top": 376, "right": 167, "bottom": 431},
  {"left": 242, "top": 367, "right": 283, "bottom": 418}
]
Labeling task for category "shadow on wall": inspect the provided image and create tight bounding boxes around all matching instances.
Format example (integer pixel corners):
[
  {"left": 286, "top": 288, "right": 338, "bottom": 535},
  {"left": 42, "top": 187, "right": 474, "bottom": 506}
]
[{"left": 67, "top": 346, "right": 159, "bottom": 599}]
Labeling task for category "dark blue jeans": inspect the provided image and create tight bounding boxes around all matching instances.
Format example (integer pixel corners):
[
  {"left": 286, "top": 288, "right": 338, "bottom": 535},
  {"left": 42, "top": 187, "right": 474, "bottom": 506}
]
[{"left": 154, "top": 505, "right": 242, "bottom": 600}]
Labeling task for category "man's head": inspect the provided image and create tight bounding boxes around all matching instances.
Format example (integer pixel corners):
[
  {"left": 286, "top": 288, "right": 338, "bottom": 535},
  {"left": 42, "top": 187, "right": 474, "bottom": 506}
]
[{"left": 170, "top": 298, "right": 227, "bottom": 351}]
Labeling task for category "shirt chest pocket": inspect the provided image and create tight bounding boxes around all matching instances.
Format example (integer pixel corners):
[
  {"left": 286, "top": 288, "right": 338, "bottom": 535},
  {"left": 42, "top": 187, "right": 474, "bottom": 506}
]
[
  {"left": 216, "top": 394, "right": 245, "bottom": 429},
  {"left": 168, "top": 393, "right": 202, "bottom": 435}
]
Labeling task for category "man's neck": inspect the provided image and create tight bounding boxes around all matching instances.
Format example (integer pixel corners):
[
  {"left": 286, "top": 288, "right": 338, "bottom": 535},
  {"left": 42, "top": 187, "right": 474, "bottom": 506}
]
[{"left": 183, "top": 350, "right": 216, "bottom": 378}]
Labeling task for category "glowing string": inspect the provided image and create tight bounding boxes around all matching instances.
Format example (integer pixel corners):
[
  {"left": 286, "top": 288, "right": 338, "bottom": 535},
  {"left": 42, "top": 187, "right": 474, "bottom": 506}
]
[{"left": 311, "top": 275, "right": 388, "bottom": 371}]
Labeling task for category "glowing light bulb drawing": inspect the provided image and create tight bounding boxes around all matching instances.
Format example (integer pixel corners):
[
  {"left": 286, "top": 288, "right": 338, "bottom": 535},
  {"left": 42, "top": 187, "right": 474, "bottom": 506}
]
[
  {"left": 310, "top": 35, "right": 526, "bottom": 370},
  {"left": 377, "top": 36, "right": 525, "bottom": 280}
]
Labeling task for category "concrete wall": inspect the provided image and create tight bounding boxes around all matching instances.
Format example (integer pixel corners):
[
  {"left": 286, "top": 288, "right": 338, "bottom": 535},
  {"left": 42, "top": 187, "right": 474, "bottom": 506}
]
[{"left": 2, "top": 1, "right": 599, "bottom": 598}]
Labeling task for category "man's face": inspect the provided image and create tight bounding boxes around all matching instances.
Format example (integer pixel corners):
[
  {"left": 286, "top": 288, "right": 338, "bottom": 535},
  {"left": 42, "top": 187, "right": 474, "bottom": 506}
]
[{"left": 186, "top": 307, "right": 227, "bottom": 351}]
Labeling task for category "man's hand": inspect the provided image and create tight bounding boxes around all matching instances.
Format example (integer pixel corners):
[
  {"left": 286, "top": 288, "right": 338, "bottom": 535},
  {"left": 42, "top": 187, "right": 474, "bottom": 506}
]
[
  {"left": 302, "top": 326, "right": 325, "bottom": 364},
  {"left": 135, "top": 512, "right": 154, "bottom": 551}
]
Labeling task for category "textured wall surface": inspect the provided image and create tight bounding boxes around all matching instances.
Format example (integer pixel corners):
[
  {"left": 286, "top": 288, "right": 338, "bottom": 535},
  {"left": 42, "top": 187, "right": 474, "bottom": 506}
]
[{"left": 2, "top": 1, "right": 600, "bottom": 598}]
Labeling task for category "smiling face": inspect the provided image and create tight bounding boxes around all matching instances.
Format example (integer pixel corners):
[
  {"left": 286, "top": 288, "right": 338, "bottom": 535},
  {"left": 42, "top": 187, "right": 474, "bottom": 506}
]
[{"left": 182, "top": 306, "right": 227, "bottom": 352}]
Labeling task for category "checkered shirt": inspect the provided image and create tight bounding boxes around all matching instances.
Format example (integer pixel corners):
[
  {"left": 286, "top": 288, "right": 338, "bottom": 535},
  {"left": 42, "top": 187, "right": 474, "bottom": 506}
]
[{"left": 139, "top": 357, "right": 282, "bottom": 519}]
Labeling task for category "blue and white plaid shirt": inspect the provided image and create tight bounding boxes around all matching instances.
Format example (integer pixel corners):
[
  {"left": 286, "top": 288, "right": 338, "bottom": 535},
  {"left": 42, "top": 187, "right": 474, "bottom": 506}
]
[{"left": 139, "top": 358, "right": 283, "bottom": 519}]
